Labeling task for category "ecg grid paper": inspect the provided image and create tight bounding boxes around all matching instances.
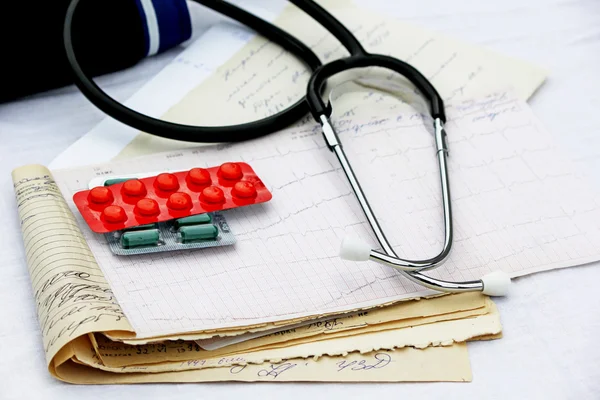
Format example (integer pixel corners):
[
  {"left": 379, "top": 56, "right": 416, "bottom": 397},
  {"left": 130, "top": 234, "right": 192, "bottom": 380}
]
[{"left": 54, "top": 92, "right": 600, "bottom": 337}]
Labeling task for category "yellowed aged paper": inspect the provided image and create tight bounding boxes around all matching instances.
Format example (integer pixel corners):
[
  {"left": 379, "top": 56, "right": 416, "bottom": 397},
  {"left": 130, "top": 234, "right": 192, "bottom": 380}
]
[
  {"left": 236, "top": 301, "right": 492, "bottom": 355},
  {"left": 52, "top": 336, "right": 472, "bottom": 383},
  {"left": 11, "top": 165, "right": 134, "bottom": 366},
  {"left": 118, "top": 1, "right": 546, "bottom": 157},
  {"left": 95, "top": 295, "right": 490, "bottom": 368},
  {"left": 106, "top": 292, "right": 486, "bottom": 344},
  {"left": 97, "top": 305, "right": 488, "bottom": 367},
  {"left": 80, "top": 303, "right": 500, "bottom": 374},
  {"left": 195, "top": 293, "right": 488, "bottom": 350}
]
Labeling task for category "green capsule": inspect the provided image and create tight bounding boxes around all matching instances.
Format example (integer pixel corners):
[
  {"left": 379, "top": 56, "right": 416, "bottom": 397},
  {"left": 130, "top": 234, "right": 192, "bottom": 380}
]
[
  {"left": 179, "top": 224, "right": 218, "bottom": 243},
  {"left": 124, "top": 223, "right": 158, "bottom": 231},
  {"left": 104, "top": 178, "right": 130, "bottom": 186},
  {"left": 121, "top": 229, "right": 160, "bottom": 248},
  {"left": 175, "top": 213, "right": 212, "bottom": 227}
]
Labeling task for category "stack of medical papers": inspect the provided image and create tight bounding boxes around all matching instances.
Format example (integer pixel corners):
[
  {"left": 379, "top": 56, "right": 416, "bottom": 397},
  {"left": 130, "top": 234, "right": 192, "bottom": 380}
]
[
  {"left": 12, "top": 164, "right": 501, "bottom": 382},
  {"left": 11, "top": 0, "right": 600, "bottom": 383}
]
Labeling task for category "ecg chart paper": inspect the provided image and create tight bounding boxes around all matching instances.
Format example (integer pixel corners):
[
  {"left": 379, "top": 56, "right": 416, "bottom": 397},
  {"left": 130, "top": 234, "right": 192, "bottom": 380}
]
[{"left": 53, "top": 91, "right": 600, "bottom": 337}]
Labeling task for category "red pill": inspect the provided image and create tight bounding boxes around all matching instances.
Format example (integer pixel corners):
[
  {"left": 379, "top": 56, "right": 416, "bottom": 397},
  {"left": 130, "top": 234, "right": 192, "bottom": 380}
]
[
  {"left": 232, "top": 181, "right": 257, "bottom": 198},
  {"left": 88, "top": 186, "right": 113, "bottom": 204},
  {"left": 167, "top": 192, "right": 192, "bottom": 210},
  {"left": 200, "top": 186, "right": 225, "bottom": 203},
  {"left": 188, "top": 168, "right": 212, "bottom": 186},
  {"left": 122, "top": 179, "right": 147, "bottom": 197},
  {"left": 102, "top": 205, "right": 127, "bottom": 223},
  {"left": 219, "top": 162, "right": 243, "bottom": 180},
  {"left": 135, "top": 198, "right": 160, "bottom": 216},
  {"left": 155, "top": 173, "right": 180, "bottom": 191}
]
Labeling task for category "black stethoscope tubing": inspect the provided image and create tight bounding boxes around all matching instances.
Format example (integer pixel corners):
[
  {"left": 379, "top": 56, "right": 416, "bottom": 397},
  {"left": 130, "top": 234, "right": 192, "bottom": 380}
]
[
  {"left": 63, "top": 0, "right": 322, "bottom": 143},
  {"left": 63, "top": 0, "right": 445, "bottom": 143}
]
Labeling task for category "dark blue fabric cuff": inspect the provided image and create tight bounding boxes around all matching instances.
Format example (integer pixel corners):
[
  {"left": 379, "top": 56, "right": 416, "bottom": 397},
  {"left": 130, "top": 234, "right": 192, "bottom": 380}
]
[{"left": 133, "top": 0, "right": 192, "bottom": 56}]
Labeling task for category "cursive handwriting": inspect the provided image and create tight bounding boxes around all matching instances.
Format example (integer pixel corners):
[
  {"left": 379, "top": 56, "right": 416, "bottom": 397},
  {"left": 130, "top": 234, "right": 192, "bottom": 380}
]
[
  {"left": 257, "top": 363, "right": 297, "bottom": 379},
  {"left": 12, "top": 166, "right": 130, "bottom": 361},
  {"left": 229, "top": 365, "right": 247, "bottom": 374},
  {"left": 336, "top": 353, "right": 392, "bottom": 372}
]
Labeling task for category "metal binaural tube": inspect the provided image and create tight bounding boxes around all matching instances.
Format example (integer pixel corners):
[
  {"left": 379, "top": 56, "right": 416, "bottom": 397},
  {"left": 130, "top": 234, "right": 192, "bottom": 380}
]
[{"left": 320, "top": 114, "right": 484, "bottom": 293}]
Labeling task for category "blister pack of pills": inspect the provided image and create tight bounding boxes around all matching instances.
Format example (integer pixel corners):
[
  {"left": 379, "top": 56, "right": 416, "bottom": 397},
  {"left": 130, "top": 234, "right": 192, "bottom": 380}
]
[
  {"left": 88, "top": 175, "right": 240, "bottom": 256},
  {"left": 73, "top": 162, "right": 272, "bottom": 233},
  {"left": 105, "top": 212, "right": 235, "bottom": 256}
]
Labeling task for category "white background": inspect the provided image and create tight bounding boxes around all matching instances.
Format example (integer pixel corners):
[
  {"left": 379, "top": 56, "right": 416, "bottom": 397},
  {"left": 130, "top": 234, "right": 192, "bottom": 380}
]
[{"left": 0, "top": 0, "right": 599, "bottom": 398}]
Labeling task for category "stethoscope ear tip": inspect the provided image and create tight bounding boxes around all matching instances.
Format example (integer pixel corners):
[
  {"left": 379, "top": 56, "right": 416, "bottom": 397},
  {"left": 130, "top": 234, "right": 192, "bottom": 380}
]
[
  {"left": 339, "top": 235, "right": 372, "bottom": 262},
  {"left": 481, "top": 271, "right": 511, "bottom": 297}
]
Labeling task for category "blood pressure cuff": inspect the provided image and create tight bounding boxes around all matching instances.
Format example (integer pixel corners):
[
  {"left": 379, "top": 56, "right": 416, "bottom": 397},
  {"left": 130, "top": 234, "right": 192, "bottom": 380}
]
[{"left": 0, "top": 0, "right": 192, "bottom": 103}]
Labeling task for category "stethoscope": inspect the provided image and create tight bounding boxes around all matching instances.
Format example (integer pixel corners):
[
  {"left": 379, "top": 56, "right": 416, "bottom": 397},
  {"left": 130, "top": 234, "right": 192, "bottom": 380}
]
[{"left": 63, "top": 0, "right": 510, "bottom": 296}]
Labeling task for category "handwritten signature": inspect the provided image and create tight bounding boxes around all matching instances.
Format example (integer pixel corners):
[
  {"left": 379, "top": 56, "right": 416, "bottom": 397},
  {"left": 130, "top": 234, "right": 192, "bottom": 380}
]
[
  {"left": 228, "top": 362, "right": 297, "bottom": 379},
  {"left": 336, "top": 353, "right": 391, "bottom": 372},
  {"left": 257, "top": 363, "right": 297, "bottom": 379}
]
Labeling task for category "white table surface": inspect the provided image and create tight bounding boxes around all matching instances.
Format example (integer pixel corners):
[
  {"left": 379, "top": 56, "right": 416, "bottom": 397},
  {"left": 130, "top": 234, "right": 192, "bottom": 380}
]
[{"left": 1, "top": 0, "right": 599, "bottom": 399}]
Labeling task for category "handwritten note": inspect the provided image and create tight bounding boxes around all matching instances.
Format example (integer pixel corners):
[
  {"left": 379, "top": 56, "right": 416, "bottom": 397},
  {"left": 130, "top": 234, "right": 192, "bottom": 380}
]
[
  {"left": 76, "top": 304, "right": 499, "bottom": 375},
  {"left": 118, "top": 2, "right": 546, "bottom": 157},
  {"left": 54, "top": 335, "right": 472, "bottom": 383},
  {"left": 93, "top": 294, "right": 490, "bottom": 368},
  {"left": 194, "top": 291, "right": 488, "bottom": 351},
  {"left": 11, "top": 165, "right": 133, "bottom": 365}
]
